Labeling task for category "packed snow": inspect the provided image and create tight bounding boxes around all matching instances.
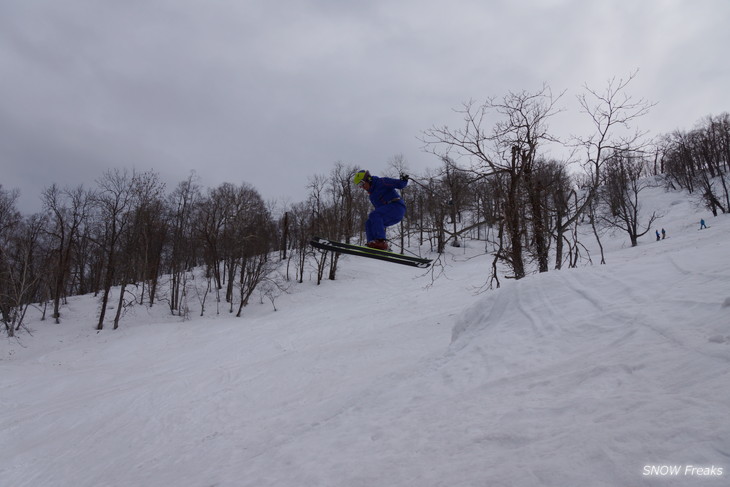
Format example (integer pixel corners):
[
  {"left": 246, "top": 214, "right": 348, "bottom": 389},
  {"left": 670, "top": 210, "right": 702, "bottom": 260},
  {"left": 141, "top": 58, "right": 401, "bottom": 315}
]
[{"left": 2, "top": 185, "right": 729, "bottom": 487}]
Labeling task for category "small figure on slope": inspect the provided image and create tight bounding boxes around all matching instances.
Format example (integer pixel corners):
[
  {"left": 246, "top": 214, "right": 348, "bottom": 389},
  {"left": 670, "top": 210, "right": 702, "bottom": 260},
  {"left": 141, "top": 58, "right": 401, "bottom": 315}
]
[{"left": 353, "top": 170, "right": 409, "bottom": 250}]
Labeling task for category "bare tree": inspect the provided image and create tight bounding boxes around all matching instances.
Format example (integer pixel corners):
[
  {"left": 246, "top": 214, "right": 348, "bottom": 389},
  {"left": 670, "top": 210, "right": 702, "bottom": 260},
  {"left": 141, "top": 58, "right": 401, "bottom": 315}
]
[
  {"left": 287, "top": 201, "right": 315, "bottom": 283},
  {"left": 597, "top": 150, "right": 659, "bottom": 247},
  {"left": 196, "top": 187, "right": 226, "bottom": 298},
  {"left": 307, "top": 174, "right": 330, "bottom": 285},
  {"left": 0, "top": 187, "right": 22, "bottom": 334},
  {"left": 43, "top": 184, "right": 93, "bottom": 324},
  {"left": 423, "top": 85, "right": 564, "bottom": 281},
  {"left": 0, "top": 187, "right": 20, "bottom": 296},
  {"left": 567, "top": 71, "right": 656, "bottom": 259},
  {"left": 94, "top": 169, "right": 137, "bottom": 331},
  {"left": 131, "top": 171, "right": 167, "bottom": 308},
  {"left": 106, "top": 171, "right": 167, "bottom": 330},
  {"left": 232, "top": 184, "right": 274, "bottom": 317},
  {"left": 0, "top": 186, "right": 21, "bottom": 238},
  {"left": 572, "top": 71, "right": 655, "bottom": 214},
  {"left": 166, "top": 173, "right": 201, "bottom": 315},
  {"left": 280, "top": 210, "right": 290, "bottom": 261},
  {"left": 1, "top": 214, "right": 48, "bottom": 336}
]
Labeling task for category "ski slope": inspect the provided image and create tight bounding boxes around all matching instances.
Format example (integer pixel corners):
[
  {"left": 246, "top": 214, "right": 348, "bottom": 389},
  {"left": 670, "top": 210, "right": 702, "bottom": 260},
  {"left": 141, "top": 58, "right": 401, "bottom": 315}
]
[{"left": 2, "top": 186, "right": 730, "bottom": 487}]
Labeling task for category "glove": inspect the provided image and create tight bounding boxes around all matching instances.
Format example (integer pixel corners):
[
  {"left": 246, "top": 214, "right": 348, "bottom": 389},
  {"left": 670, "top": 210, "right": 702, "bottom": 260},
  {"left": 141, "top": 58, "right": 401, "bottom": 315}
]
[{"left": 400, "top": 173, "right": 409, "bottom": 182}]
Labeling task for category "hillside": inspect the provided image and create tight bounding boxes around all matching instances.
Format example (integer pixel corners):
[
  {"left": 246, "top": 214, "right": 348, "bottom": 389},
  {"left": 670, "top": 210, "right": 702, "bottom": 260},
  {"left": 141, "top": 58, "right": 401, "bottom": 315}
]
[{"left": 2, "top": 185, "right": 729, "bottom": 487}]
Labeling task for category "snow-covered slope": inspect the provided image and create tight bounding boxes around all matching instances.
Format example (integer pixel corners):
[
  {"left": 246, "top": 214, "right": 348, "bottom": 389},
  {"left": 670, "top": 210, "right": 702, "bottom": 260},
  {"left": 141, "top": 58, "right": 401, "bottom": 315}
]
[{"left": 2, "top": 185, "right": 729, "bottom": 487}]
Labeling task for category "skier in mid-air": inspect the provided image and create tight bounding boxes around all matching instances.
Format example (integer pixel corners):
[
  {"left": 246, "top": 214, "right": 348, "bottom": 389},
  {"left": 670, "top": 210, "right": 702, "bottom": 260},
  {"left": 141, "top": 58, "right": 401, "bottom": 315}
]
[{"left": 353, "top": 170, "right": 409, "bottom": 250}]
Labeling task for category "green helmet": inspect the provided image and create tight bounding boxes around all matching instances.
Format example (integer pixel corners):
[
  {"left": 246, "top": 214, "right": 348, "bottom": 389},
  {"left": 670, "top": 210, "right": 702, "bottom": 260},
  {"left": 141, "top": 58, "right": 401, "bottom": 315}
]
[{"left": 353, "top": 170, "right": 371, "bottom": 186}]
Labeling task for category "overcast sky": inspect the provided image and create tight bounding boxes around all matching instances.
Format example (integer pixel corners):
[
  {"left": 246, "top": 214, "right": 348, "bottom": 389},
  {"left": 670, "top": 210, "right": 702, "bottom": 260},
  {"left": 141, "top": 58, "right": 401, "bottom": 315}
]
[{"left": 2, "top": 0, "right": 728, "bottom": 212}]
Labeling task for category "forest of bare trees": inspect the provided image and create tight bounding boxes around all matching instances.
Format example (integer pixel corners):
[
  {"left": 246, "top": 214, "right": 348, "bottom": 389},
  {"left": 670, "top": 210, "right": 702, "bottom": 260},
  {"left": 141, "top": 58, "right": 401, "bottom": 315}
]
[{"left": 2, "top": 76, "right": 729, "bottom": 336}]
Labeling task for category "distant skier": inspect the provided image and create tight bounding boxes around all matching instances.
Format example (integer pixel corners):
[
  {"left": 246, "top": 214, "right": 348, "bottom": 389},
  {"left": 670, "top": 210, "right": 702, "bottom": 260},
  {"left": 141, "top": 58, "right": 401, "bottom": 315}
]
[
  {"left": 656, "top": 230, "right": 661, "bottom": 241},
  {"left": 353, "top": 170, "right": 409, "bottom": 250},
  {"left": 700, "top": 219, "right": 707, "bottom": 229},
  {"left": 662, "top": 228, "right": 666, "bottom": 239}
]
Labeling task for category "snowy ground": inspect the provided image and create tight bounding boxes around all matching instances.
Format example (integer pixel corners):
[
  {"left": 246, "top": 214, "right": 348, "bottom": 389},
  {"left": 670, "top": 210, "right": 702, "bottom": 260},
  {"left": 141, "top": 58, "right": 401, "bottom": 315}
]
[{"left": 2, "top": 185, "right": 730, "bottom": 487}]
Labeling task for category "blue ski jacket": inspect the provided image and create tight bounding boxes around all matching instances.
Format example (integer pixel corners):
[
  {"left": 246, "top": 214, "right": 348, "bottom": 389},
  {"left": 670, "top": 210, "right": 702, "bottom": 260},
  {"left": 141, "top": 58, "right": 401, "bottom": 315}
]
[{"left": 367, "top": 176, "right": 408, "bottom": 208}]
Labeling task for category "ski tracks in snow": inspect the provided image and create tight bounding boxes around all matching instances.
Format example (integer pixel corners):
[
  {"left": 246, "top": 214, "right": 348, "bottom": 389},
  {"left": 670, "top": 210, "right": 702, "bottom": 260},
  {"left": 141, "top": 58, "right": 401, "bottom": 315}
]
[{"left": 4, "top": 206, "right": 730, "bottom": 487}]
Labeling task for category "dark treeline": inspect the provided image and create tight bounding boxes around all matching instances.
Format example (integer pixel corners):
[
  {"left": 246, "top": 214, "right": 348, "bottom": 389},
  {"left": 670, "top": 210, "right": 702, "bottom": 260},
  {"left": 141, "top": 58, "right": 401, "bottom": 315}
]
[
  {"left": 417, "top": 80, "right": 729, "bottom": 284},
  {"left": 661, "top": 113, "right": 730, "bottom": 215},
  {"left": 2, "top": 76, "right": 729, "bottom": 336},
  {"left": 0, "top": 169, "right": 284, "bottom": 336}
]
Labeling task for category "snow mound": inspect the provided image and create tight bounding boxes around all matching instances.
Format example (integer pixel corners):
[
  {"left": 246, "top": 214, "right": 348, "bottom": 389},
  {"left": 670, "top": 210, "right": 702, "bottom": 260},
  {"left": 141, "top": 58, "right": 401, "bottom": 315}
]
[{"left": 443, "top": 213, "right": 730, "bottom": 485}]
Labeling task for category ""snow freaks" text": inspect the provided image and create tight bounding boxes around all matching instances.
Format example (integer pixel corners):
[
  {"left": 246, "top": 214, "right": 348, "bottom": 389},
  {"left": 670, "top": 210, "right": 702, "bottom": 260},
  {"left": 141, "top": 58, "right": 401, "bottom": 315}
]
[{"left": 643, "top": 465, "right": 723, "bottom": 477}]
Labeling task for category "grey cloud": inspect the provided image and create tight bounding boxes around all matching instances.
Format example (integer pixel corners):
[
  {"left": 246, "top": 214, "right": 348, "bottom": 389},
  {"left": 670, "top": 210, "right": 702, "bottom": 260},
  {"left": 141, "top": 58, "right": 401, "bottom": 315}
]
[{"left": 1, "top": 0, "right": 728, "bottom": 212}]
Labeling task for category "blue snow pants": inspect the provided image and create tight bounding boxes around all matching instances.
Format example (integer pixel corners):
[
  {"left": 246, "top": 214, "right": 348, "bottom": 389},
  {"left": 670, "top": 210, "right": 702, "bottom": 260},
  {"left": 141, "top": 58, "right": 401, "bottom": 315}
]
[{"left": 365, "top": 201, "right": 406, "bottom": 242}]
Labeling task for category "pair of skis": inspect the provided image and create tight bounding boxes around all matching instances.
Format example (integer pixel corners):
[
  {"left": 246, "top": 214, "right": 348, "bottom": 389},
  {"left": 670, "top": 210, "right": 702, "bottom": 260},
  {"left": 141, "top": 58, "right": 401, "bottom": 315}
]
[{"left": 310, "top": 236, "right": 432, "bottom": 268}]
